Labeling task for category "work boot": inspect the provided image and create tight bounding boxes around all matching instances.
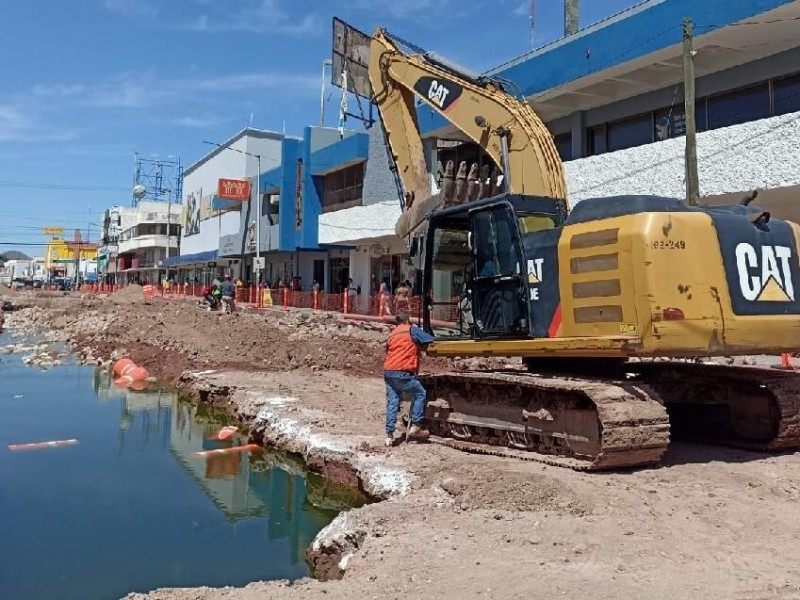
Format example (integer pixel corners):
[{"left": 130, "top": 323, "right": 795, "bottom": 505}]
[
  {"left": 406, "top": 424, "right": 429, "bottom": 442},
  {"left": 385, "top": 435, "right": 395, "bottom": 447}
]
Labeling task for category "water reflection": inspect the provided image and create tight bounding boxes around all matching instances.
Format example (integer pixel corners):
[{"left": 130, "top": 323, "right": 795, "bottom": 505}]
[
  {"left": 2, "top": 333, "right": 372, "bottom": 598},
  {"left": 92, "top": 372, "right": 365, "bottom": 565}
]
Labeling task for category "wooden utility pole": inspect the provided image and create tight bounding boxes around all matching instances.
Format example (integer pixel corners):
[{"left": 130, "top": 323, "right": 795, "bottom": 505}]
[{"left": 682, "top": 17, "right": 700, "bottom": 206}]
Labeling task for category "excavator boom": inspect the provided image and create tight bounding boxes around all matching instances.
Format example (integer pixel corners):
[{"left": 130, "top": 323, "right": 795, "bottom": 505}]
[{"left": 367, "top": 29, "right": 567, "bottom": 238}]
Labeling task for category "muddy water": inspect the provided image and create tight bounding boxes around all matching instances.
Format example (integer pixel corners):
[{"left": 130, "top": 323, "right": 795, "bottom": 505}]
[{"left": 0, "top": 330, "right": 364, "bottom": 599}]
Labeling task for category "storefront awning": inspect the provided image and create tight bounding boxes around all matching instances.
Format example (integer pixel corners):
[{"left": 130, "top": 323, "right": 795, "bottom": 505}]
[{"left": 164, "top": 250, "right": 218, "bottom": 267}]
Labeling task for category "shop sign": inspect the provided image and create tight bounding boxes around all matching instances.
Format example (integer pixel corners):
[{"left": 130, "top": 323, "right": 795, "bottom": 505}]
[
  {"left": 295, "top": 159, "right": 303, "bottom": 230},
  {"left": 217, "top": 178, "right": 251, "bottom": 201}
]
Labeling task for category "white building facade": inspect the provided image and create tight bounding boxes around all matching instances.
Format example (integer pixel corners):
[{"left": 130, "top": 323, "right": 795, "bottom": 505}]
[{"left": 173, "top": 128, "right": 284, "bottom": 284}]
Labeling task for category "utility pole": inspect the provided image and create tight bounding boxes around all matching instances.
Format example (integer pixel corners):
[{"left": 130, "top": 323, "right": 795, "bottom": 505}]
[
  {"left": 165, "top": 189, "right": 172, "bottom": 283},
  {"left": 683, "top": 17, "right": 700, "bottom": 206}
]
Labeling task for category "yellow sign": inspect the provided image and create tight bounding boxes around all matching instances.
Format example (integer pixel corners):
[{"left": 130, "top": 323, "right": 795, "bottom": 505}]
[
  {"left": 45, "top": 240, "right": 98, "bottom": 268},
  {"left": 619, "top": 322, "right": 638, "bottom": 335},
  {"left": 42, "top": 227, "right": 65, "bottom": 236}
]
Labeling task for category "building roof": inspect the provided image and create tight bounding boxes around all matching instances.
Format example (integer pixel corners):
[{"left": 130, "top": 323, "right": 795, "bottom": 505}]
[
  {"left": 419, "top": 0, "right": 800, "bottom": 135},
  {"left": 183, "top": 127, "right": 286, "bottom": 177}
]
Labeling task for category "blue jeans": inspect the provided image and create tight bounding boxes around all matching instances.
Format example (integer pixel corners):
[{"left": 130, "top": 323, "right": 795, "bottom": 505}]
[{"left": 384, "top": 371, "right": 427, "bottom": 435}]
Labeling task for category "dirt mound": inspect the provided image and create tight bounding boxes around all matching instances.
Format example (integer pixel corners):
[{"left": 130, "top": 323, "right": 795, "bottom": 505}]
[
  {"left": 111, "top": 284, "right": 145, "bottom": 304},
  {"left": 0, "top": 284, "right": 12, "bottom": 296},
  {"left": 439, "top": 465, "right": 587, "bottom": 513},
  {"left": 66, "top": 300, "right": 453, "bottom": 380}
]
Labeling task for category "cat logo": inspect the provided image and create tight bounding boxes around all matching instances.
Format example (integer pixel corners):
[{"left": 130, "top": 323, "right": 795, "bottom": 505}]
[
  {"left": 413, "top": 76, "right": 462, "bottom": 112},
  {"left": 735, "top": 243, "right": 795, "bottom": 302},
  {"left": 527, "top": 258, "right": 544, "bottom": 300},
  {"left": 427, "top": 80, "right": 450, "bottom": 109}
]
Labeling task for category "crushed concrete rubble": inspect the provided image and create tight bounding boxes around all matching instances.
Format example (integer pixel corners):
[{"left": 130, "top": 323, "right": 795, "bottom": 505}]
[{"left": 7, "top": 291, "right": 800, "bottom": 600}]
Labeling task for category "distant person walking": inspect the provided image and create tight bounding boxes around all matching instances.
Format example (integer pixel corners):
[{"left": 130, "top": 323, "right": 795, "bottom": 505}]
[
  {"left": 347, "top": 277, "right": 359, "bottom": 313},
  {"left": 395, "top": 279, "right": 412, "bottom": 315},
  {"left": 383, "top": 313, "right": 435, "bottom": 447}
]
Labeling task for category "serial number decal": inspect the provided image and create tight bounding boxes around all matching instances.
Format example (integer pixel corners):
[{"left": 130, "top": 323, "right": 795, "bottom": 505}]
[
  {"left": 619, "top": 322, "right": 638, "bottom": 335},
  {"left": 649, "top": 240, "right": 686, "bottom": 250}
]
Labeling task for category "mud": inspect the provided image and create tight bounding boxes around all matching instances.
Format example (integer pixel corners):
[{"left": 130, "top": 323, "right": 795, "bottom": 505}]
[{"left": 8, "top": 292, "right": 800, "bottom": 600}]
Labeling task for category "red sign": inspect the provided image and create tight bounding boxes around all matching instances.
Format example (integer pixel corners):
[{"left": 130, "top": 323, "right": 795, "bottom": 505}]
[{"left": 217, "top": 178, "right": 251, "bottom": 201}]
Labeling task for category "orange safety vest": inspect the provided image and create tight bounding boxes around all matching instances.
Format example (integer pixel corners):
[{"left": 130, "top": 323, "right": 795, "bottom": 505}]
[{"left": 384, "top": 323, "right": 420, "bottom": 373}]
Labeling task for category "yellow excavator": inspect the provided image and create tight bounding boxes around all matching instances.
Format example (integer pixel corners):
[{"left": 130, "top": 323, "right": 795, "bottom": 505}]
[{"left": 336, "top": 21, "right": 800, "bottom": 469}]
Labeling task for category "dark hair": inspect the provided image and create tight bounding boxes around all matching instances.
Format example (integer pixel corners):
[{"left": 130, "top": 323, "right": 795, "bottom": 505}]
[{"left": 395, "top": 313, "right": 410, "bottom": 324}]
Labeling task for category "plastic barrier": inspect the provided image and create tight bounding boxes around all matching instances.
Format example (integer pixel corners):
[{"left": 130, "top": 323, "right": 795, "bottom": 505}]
[
  {"left": 194, "top": 444, "right": 261, "bottom": 457},
  {"left": 8, "top": 439, "right": 79, "bottom": 451},
  {"left": 142, "top": 285, "right": 156, "bottom": 299}
]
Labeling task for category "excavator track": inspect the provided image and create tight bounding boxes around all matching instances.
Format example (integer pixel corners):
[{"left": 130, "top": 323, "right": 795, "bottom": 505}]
[
  {"left": 629, "top": 362, "right": 800, "bottom": 451},
  {"left": 419, "top": 371, "right": 670, "bottom": 471}
]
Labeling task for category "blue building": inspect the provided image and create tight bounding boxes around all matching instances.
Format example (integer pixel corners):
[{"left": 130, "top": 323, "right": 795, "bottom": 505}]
[{"left": 175, "top": 0, "right": 800, "bottom": 291}]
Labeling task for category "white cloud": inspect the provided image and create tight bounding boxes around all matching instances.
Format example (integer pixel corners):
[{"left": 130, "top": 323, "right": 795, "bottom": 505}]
[
  {"left": 173, "top": 115, "right": 229, "bottom": 128},
  {"left": 185, "top": 0, "right": 320, "bottom": 34},
  {"left": 513, "top": 1, "right": 530, "bottom": 17},
  {"left": 26, "top": 70, "right": 319, "bottom": 111},
  {"left": 104, "top": 0, "right": 160, "bottom": 19},
  {"left": 345, "top": 0, "right": 479, "bottom": 21},
  {"left": 0, "top": 104, "right": 77, "bottom": 142}
]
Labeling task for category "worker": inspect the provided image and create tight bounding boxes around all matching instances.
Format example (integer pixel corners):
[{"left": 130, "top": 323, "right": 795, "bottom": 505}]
[
  {"left": 383, "top": 312, "right": 435, "bottom": 447},
  {"left": 220, "top": 274, "right": 236, "bottom": 314},
  {"left": 201, "top": 282, "right": 218, "bottom": 311}
]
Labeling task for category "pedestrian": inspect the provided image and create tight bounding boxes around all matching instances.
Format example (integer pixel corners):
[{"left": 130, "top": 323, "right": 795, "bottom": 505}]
[
  {"left": 220, "top": 274, "right": 236, "bottom": 314},
  {"left": 379, "top": 278, "right": 392, "bottom": 316},
  {"left": 395, "top": 279, "right": 412, "bottom": 315},
  {"left": 347, "top": 277, "right": 359, "bottom": 312},
  {"left": 383, "top": 313, "right": 435, "bottom": 447}
]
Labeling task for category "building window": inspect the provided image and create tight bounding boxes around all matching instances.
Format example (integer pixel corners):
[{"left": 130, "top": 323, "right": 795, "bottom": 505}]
[
  {"left": 588, "top": 125, "right": 607, "bottom": 156},
  {"left": 773, "top": 74, "right": 800, "bottom": 116},
  {"left": 607, "top": 113, "right": 653, "bottom": 152},
  {"left": 706, "top": 82, "right": 770, "bottom": 130},
  {"left": 553, "top": 133, "right": 572, "bottom": 161},
  {"left": 322, "top": 163, "right": 364, "bottom": 213}
]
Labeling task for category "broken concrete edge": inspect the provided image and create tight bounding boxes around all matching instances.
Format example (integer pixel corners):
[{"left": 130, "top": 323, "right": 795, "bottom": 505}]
[{"left": 175, "top": 368, "right": 414, "bottom": 581}]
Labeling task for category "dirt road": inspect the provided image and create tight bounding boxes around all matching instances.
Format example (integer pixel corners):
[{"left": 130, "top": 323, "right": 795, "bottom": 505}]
[{"left": 9, "top": 292, "right": 800, "bottom": 600}]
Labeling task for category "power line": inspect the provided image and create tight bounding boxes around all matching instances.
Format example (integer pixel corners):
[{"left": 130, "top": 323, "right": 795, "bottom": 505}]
[{"left": 0, "top": 180, "right": 129, "bottom": 192}]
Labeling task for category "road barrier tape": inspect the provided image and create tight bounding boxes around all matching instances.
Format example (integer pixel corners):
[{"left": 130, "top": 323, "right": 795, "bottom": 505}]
[
  {"left": 194, "top": 444, "right": 260, "bottom": 457},
  {"left": 8, "top": 439, "right": 79, "bottom": 451}
]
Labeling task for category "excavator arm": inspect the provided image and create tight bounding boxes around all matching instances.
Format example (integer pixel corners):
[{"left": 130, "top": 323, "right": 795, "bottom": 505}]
[{"left": 367, "top": 28, "right": 568, "bottom": 238}]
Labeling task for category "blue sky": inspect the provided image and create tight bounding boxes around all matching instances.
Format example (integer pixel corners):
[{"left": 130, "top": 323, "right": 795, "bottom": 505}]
[{"left": 0, "top": 0, "right": 640, "bottom": 254}]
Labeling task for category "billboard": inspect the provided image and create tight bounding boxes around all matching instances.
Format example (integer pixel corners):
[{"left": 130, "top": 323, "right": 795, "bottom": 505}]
[
  {"left": 217, "top": 178, "right": 251, "bottom": 201},
  {"left": 42, "top": 226, "right": 65, "bottom": 236},
  {"left": 332, "top": 18, "right": 372, "bottom": 100},
  {"left": 183, "top": 189, "right": 201, "bottom": 237}
]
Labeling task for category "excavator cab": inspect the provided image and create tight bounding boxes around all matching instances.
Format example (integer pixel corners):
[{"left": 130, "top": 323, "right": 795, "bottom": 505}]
[{"left": 423, "top": 194, "right": 566, "bottom": 339}]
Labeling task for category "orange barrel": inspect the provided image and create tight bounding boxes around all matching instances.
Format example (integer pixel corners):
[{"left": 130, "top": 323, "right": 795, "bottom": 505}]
[
  {"left": 120, "top": 363, "right": 138, "bottom": 377},
  {"left": 128, "top": 366, "right": 150, "bottom": 381},
  {"left": 113, "top": 358, "right": 134, "bottom": 376}
]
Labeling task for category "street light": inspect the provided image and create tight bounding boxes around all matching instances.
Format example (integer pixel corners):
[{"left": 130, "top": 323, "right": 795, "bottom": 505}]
[
  {"left": 203, "top": 141, "right": 263, "bottom": 284},
  {"left": 320, "top": 59, "right": 332, "bottom": 127}
]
